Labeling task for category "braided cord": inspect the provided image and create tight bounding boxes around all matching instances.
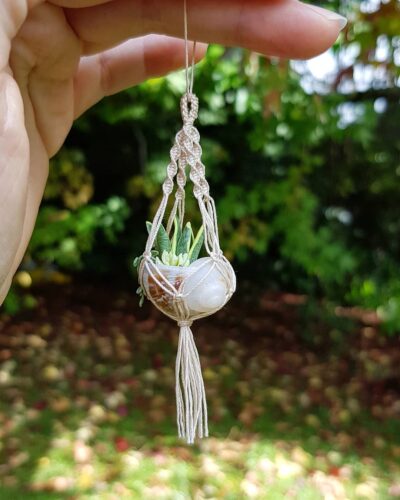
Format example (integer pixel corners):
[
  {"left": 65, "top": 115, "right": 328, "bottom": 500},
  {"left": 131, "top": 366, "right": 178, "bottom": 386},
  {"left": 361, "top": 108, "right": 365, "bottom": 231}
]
[{"left": 146, "top": 92, "right": 221, "bottom": 257}]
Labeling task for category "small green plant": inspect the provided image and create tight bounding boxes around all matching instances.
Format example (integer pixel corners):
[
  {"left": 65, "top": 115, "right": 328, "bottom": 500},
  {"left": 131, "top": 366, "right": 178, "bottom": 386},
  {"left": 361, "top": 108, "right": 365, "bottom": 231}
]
[{"left": 133, "top": 219, "right": 204, "bottom": 306}]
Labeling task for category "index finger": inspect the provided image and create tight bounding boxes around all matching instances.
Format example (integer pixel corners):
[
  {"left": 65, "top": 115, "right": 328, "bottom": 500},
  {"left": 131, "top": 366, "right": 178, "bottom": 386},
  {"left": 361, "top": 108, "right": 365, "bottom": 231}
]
[{"left": 66, "top": 0, "right": 347, "bottom": 59}]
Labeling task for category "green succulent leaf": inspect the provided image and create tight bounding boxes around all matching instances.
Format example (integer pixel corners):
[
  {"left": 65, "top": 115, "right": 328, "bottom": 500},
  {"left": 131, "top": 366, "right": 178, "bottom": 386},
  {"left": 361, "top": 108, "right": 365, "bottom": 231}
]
[
  {"left": 136, "top": 286, "right": 145, "bottom": 307},
  {"left": 145, "top": 221, "right": 170, "bottom": 254},
  {"left": 189, "top": 226, "right": 204, "bottom": 263},
  {"left": 145, "top": 219, "right": 202, "bottom": 267},
  {"left": 156, "top": 224, "right": 171, "bottom": 254},
  {"left": 177, "top": 222, "right": 192, "bottom": 256},
  {"left": 178, "top": 253, "right": 190, "bottom": 266},
  {"left": 171, "top": 218, "right": 180, "bottom": 255},
  {"left": 176, "top": 219, "right": 182, "bottom": 244}
]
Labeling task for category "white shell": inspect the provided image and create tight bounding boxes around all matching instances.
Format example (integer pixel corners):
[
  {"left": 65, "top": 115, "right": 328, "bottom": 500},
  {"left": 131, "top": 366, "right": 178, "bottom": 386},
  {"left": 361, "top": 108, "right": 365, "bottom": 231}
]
[
  {"left": 141, "top": 257, "right": 234, "bottom": 320},
  {"left": 183, "top": 258, "right": 228, "bottom": 313}
]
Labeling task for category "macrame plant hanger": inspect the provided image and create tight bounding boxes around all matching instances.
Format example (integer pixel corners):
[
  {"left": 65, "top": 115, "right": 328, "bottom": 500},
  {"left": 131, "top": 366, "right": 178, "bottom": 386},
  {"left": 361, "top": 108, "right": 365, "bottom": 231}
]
[{"left": 138, "top": 0, "right": 236, "bottom": 444}]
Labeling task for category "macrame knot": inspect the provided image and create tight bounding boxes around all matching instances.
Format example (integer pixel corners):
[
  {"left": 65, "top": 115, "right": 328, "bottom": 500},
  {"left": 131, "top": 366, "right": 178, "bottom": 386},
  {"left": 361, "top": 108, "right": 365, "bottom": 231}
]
[
  {"left": 178, "top": 320, "right": 193, "bottom": 328},
  {"left": 162, "top": 179, "right": 174, "bottom": 195},
  {"left": 137, "top": 1, "right": 237, "bottom": 444},
  {"left": 181, "top": 93, "right": 199, "bottom": 125},
  {"left": 210, "top": 250, "right": 223, "bottom": 260},
  {"left": 139, "top": 84, "right": 237, "bottom": 444}
]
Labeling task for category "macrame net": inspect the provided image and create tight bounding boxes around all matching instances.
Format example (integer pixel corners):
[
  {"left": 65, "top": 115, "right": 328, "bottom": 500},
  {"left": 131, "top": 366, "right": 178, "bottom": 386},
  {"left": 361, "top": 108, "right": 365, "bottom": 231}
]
[{"left": 138, "top": 92, "right": 236, "bottom": 444}]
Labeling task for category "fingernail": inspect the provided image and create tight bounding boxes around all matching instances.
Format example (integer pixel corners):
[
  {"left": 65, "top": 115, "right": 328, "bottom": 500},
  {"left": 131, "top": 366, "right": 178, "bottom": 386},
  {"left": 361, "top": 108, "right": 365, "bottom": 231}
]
[
  {"left": 305, "top": 4, "right": 347, "bottom": 30},
  {"left": 194, "top": 42, "right": 209, "bottom": 59}
]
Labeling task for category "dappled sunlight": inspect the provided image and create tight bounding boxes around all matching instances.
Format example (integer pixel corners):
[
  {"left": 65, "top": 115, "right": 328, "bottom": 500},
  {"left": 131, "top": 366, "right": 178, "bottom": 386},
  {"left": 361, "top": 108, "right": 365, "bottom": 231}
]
[
  {"left": 0, "top": 284, "right": 398, "bottom": 498},
  {"left": 0, "top": 0, "right": 399, "bottom": 497}
]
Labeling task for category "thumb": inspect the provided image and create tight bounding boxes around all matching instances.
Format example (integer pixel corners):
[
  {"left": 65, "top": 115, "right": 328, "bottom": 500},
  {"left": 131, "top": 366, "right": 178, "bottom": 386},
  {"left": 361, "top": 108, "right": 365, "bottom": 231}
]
[{"left": 0, "top": 73, "right": 30, "bottom": 304}]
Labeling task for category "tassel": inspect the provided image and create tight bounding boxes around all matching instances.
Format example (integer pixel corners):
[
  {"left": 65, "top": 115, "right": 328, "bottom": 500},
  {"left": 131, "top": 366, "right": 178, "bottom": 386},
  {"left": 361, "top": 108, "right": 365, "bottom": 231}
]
[{"left": 175, "top": 321, "right": 208, "bottom": 444}]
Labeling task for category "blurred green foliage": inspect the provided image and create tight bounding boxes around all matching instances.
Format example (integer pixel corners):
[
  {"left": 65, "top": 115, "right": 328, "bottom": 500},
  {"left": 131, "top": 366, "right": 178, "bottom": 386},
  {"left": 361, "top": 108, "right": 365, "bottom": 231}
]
[
  {"left": 16, "top": 1, "right": 400, "bottom": 330},
  {"left": 29, "top": 150, "right": 130, "bottom": 271}
]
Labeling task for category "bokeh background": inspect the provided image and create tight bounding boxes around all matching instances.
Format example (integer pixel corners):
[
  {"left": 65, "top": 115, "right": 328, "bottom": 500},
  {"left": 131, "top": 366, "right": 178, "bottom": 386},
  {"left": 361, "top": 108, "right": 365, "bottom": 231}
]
[{"left": 1, "top": 0, "right": 400, "bottom": 498}]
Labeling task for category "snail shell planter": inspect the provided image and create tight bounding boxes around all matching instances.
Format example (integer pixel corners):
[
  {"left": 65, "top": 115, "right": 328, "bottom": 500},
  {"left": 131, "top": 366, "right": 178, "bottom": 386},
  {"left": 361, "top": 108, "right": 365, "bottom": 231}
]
[
  {"left": 137, "top": 93, "right": 236, "bottom": 444},
  {"left": 141, "top": 257, "right": 234, "bottom": 321}
]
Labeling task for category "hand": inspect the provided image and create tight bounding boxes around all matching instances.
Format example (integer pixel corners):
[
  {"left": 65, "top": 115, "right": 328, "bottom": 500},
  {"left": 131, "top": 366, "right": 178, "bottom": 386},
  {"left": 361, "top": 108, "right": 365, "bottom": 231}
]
[{"left": 0, "top": 0, "right": 346, "bottom": 304}]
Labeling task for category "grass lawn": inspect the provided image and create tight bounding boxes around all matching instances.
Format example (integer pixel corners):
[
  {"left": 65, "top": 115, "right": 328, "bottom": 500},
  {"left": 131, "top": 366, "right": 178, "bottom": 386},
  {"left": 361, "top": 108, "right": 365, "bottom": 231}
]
[{"left": 0, "top": 283, "right": 399, "bottom": 499}]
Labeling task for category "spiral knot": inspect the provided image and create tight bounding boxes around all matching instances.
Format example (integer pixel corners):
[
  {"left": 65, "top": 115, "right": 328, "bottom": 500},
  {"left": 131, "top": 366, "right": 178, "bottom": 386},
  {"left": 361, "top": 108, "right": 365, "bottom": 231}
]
[{"left": 181, "top": 93, "right": 199, "bottom": 124}]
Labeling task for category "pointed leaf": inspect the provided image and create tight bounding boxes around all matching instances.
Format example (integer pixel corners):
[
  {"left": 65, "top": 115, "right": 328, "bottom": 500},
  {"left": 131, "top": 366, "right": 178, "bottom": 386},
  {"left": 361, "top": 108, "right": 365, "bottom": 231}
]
[
  {"left": 156, "top": 224, "right": 171, "bottom": 254},
  {"left": 146, "top": 221, "right": 170, "bottom": 254},
  {"left": 171, "top": 218, "right": 180, "bottom": 255},
  {"left": 189, "top": 226, "right": 204, "bottom": 263},
  {"left": 161, "top": 250, "right": 169, "bottom": 265},
  {"left": 176, "top": 223, "right": 192, "bottom": 256}
]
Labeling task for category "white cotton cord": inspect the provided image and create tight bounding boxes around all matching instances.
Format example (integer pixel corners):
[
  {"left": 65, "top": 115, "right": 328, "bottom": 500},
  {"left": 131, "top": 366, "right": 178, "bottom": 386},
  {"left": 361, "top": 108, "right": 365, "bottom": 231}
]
[
  {"left": 167, "top": 198, "right": 179, "bottom": 234},
  {"left": 176, "top": 323, "right": 208, "bottom": 444},
  {"left": 177, "top": 153, "right": 187, "bottom": 226},
  {"left": 167, "top": 138, "right": 188, "bottom": 234},
  {"left": 145, "top": 193, "right": 169, "bottom": 254},
  {"left": 184, "top": 0, "right": 197, "bottom": 95},
  {"left": 139, "top": 91, "right": 234, "bottom": 441},
  {"left": 141, "top": 259, "right": 176, "bottom": 296},
  {"left": 181, "top": 259, "right": 216, "bottom": 297},
  {"left": 138, "top": 0, "right": 236, "bottom": 445}
]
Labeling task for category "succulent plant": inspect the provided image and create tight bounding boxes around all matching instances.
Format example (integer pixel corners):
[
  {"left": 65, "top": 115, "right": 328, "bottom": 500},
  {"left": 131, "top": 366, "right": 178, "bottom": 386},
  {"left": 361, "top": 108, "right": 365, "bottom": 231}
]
[{"left": 133, "top": 219, "right": 204, "bottom": 306}]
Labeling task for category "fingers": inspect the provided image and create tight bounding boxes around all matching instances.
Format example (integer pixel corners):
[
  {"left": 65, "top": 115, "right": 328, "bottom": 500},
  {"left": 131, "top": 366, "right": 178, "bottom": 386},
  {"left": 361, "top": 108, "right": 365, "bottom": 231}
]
[
  {"left": 11, "top": 3, "right": 81, "bottom": 155},
  {"left": 0, "top": 73, "right": 30, "bottom": 304},
  {"left": 50, "top": 0, "right": 111, "bottom": 6},
  {"left": 74, "top": 35, "right": 207, "bottom": 118},
  {"left": 0, "top": 73, "right": 50, "bottom": 306},
  {"left": 66, "top": 0, "right": 347, "bottom": 60}
]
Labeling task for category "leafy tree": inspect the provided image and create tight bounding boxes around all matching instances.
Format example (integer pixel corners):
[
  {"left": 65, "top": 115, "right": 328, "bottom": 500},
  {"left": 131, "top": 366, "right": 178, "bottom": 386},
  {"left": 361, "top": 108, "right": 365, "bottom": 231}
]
[{"left": 11, "top": 0, "right": 400, "bottom": 330}]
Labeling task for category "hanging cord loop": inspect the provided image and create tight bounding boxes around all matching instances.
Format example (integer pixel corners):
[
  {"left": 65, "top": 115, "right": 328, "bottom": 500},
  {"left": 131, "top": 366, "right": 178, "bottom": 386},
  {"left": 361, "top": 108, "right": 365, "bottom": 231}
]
[
  {"left": 184, "top": 0, "right": 197, "bottom": 95},
  {"left": 181, "top": 93, "right": 199, "bottom": 125}
]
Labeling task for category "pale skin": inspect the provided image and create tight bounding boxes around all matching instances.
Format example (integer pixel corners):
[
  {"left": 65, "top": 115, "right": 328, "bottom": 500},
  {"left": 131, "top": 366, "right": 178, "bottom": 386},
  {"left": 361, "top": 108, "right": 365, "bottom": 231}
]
[{"left": 0, "top": 0, "right": 346, "bottom": 304}]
